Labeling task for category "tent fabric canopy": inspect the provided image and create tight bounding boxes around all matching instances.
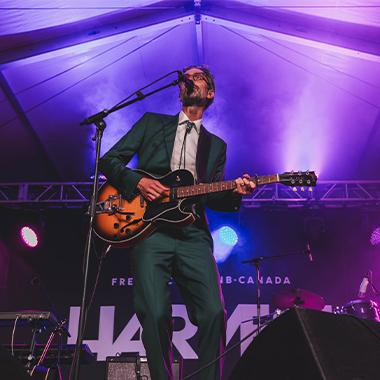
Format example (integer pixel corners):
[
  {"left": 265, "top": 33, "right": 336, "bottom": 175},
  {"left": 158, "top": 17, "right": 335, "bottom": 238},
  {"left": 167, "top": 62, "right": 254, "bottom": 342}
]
[{"left": 1, "top": 0, "right": 379, "bottom": 181}]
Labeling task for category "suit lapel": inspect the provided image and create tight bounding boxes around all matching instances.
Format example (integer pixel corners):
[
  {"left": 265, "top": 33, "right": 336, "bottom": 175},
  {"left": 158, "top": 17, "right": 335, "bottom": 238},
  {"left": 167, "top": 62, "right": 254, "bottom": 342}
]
[
  {"left": 163, "top": 114, "right": 179, "bottom": 164},
  {"left": 196, "top": 125, "right": 212, "bottom": 182}
]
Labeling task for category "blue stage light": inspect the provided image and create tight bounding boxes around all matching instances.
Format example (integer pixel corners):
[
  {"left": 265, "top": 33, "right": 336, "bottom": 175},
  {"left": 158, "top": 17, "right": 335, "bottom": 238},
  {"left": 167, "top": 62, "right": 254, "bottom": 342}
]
[
  {"left": 219, "top": 226, "right": 238, "bottom": 246},
  {"left": 212, "top": 226, "right": 239, "bottom": 263}
]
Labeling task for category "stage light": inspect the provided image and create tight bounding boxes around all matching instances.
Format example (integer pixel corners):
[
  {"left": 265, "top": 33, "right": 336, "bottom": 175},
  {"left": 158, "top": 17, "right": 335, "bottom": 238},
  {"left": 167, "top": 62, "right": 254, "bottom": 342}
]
[
  {"left": 20, "top": 226, "right": 39, "bottom": 248},
  {"left": 370, "top": 227, "right": 380, "bottom": 246},
  {"left": 212, "top": 226, "right": 239, "bottom": 263},
  {"left": 219, "top": 226, "right": 239, "bottom": 246}
]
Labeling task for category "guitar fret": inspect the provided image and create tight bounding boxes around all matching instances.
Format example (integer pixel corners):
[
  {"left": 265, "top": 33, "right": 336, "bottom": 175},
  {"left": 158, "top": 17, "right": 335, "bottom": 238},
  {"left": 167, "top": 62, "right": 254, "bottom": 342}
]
[
  {"left": 176, "top": 180, "right": 237, "bottom": 199},
  {"left": 256, "top": 175, "right": 277, "bottom": 185}
]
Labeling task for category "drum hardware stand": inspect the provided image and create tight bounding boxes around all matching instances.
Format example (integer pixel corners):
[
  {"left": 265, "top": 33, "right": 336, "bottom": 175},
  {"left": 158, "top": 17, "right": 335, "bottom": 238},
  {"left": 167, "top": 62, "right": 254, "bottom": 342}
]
[
  {"left": 73, "top": 70, "right": 183, "bottom": 380},
  {"left": 242, "top": 244, "right": 312, "bottom": 335},
  {"left": 367, "top": 270, "right": 380, "bottom": 297},
  {"left": 246, "top": 258, "right": 263, "bottom": 334},
  {"left": 240, "top": 310, "right": 280, "bottom": 325}
]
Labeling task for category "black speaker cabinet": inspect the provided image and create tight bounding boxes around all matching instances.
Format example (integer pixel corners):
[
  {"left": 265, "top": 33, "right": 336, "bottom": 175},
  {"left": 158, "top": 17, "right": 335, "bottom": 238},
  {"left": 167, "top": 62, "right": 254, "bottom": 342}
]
[
  {"left": 105, "top": 355, "right": 182, "bottom": 380},
  {"left": 229, "top": 307, "right": 380, "bottom": 380}
]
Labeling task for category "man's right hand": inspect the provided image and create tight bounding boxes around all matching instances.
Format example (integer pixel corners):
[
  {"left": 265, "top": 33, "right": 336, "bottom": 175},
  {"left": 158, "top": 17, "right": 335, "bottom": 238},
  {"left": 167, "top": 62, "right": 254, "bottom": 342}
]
[{"left": 137, "top": 177, "right": 169, "bottom": 202}]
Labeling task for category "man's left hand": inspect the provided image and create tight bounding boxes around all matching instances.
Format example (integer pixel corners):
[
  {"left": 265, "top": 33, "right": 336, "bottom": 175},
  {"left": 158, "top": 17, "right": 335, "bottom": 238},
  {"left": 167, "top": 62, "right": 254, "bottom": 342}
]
[{"left": 234, "top": 173, "right": 256, "bottom": 195}]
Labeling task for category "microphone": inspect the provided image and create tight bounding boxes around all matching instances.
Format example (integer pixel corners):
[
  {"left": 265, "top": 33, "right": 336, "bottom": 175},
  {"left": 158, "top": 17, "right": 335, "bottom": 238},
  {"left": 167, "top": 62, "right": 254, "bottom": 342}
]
[
  {"left": 305, "top": 242, "right": 313, "bottom": 262},
  {"left": 178, "top": 71, "right": 194, "bottom": 92},
  {"left": 358, "top": 275, "right": 369, "bottom": 298}
]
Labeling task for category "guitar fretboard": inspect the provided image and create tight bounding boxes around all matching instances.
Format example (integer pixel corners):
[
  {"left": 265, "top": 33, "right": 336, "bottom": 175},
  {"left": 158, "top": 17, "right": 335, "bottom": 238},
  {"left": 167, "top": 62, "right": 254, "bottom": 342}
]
[{"left": 175, "top": 174, "right": 279, "bottom": 199}]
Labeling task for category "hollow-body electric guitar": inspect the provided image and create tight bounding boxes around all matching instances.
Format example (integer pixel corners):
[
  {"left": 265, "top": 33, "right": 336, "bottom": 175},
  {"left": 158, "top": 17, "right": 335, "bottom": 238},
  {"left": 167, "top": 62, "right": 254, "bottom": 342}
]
[{"left": 93, "top": 169, "right": 317, "bottom": 248}]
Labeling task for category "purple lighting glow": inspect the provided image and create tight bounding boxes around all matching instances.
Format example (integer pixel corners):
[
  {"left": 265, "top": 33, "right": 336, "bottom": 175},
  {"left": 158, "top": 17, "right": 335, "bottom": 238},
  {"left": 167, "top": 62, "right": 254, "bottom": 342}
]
[
  {"left": 370, "top": 227, "right": 380, "bottom": 246},
  {"left": 20, "top": 226, "right": 39, "bottom": 248}
]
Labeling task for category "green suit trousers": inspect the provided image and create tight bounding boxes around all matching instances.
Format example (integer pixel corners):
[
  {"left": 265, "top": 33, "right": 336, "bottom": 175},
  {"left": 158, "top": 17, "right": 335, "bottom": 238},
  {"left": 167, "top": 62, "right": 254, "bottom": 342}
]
[{"left": 132, "top": 224, "right": 226, "bottom": 380}]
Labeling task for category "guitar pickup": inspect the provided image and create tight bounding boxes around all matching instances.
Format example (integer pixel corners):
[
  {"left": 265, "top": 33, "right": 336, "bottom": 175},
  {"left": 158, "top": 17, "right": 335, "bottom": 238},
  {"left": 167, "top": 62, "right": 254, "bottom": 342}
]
[
  {"left": 170, "top": 188, "right": 177, "bottom": 201},
  {"left": 140, "top": 195, "right": 145, "bottom": 208}
]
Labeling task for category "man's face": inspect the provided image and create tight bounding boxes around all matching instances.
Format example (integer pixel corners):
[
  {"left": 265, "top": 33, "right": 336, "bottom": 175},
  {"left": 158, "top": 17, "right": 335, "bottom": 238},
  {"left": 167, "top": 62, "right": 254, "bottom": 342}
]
[{"left": 179, "top": 68, "right": 214, "bottom": 108}]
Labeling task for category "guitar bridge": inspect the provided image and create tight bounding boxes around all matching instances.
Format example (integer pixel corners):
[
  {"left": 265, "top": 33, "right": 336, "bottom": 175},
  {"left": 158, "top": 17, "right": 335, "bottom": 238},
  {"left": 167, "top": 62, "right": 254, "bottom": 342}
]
[{"left": 96, "top": 194, "right": 129, "bottom": 215}]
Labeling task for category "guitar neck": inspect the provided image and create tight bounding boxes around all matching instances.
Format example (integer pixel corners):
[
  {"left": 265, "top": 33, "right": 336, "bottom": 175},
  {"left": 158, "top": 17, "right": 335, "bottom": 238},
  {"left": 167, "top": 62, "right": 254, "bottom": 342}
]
[{"left": 175, "top": 174, "right": 280, "bottom": 199}]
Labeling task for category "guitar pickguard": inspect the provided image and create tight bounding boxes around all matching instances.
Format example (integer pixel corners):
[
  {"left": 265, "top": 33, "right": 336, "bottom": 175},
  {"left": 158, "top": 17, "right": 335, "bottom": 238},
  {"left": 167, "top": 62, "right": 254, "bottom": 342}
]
[{"left": 142, "top": 169, "right": 196, "bottom": 223}]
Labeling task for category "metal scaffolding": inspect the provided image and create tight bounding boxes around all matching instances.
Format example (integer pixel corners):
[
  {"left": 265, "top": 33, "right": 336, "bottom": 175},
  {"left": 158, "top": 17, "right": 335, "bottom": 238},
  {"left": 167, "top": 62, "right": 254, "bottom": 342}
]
[
  {"left": 0, "top": 182, "right": 94, "bottom": 207},
  {"left": 1, "top": 180, "right": 380, "bottom": 208},
  {"left": 243, "top": 180, "right": 380, "bottom": 208}
]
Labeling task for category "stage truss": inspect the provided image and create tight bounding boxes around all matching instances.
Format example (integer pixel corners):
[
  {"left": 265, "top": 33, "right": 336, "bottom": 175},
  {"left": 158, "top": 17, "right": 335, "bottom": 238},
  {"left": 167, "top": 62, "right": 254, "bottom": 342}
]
[{"left": 1, "top": 180, "right": 380, "bottom": 209}]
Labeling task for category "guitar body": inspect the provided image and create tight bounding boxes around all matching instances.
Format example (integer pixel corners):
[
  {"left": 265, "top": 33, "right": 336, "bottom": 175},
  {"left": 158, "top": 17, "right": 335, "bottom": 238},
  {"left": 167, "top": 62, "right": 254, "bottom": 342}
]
[{"left": 93, "top": 169, "right": 197, "bottom": 247}]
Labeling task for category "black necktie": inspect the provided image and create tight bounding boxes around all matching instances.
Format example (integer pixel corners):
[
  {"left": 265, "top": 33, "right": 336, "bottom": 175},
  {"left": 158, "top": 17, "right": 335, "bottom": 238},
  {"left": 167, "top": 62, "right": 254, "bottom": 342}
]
[{"left": 179, "top": 121, "right": 196, "bottom": 169}]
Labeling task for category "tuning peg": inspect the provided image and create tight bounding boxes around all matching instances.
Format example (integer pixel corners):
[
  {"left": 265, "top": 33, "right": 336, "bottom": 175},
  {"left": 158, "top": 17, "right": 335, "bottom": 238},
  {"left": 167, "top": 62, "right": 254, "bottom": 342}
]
[
  {"left": 300, "top": 187, "right": 305, "bottom": 192},
  {"left": 308, "top": 187, "right": 313, "bottom": 192},
  {"left": 292, "top": 187, "right": 297, "bottom": 192}
]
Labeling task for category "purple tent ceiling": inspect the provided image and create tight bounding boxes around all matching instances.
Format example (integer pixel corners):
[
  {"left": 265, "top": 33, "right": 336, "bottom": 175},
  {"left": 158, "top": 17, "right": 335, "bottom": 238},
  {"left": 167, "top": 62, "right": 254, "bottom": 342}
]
[{"left": 1, "top": 0, "right": 380, "bottom": 181}]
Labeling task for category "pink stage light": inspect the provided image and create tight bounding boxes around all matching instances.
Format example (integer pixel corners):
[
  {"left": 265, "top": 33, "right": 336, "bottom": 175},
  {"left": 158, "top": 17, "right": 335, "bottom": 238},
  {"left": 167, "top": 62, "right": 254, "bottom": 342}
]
[{"left": 20, "top": 226, "right": 39, "bottom": 248}]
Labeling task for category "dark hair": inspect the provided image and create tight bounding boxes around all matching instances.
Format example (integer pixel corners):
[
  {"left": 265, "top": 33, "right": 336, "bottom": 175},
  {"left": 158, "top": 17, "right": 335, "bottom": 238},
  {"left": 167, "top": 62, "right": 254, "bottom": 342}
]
[{"left": 182, "top": 65, "right": 215, "bottom": 108}]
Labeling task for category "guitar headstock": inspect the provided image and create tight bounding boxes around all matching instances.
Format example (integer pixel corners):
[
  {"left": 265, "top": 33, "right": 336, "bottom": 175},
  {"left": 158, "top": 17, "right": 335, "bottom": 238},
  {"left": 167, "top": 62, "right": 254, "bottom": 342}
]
[{"left": 279, "top": 171, "right": 317, "bottom": 188}]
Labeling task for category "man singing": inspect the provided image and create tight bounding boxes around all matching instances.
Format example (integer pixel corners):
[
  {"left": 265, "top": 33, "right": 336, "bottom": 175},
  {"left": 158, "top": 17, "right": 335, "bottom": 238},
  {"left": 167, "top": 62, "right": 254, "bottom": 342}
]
[{"left": 99, "top": 65, "right": 255, "bottom": 380}]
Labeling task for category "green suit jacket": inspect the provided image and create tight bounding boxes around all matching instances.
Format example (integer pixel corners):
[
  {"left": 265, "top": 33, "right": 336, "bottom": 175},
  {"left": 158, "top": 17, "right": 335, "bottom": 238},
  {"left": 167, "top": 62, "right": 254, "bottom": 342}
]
[{"left": 99, "top": 112, "right": 242, "bottom": 222}]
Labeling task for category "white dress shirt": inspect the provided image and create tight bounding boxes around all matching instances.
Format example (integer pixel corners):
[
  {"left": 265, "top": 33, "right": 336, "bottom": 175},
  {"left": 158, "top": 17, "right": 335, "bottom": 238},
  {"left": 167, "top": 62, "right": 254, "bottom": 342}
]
[{"left": 170, "top": 111, "right": 201, "bottom": 180}]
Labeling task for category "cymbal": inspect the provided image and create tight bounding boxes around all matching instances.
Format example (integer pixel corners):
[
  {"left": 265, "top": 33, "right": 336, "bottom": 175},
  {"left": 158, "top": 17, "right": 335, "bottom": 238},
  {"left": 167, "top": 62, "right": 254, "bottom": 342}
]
[{"left": 272, "top": 288, "right": 325, "bottom": 311}]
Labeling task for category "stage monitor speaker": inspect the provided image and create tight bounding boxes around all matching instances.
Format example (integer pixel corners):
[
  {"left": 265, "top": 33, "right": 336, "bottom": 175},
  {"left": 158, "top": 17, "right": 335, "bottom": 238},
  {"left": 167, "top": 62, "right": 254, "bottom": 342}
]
[
  {"left": 229, "top": 307, "right": 380, "bottom": 380},
  {"left": 105, "top": 355, "right": 182, "bottom": 380}
]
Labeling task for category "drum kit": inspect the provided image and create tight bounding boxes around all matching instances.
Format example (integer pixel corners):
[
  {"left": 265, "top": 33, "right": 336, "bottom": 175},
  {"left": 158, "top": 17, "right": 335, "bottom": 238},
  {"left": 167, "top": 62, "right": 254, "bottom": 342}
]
[
  {"left": 242, "top": 249, "right": 380, "bottom": 331},
  {"left": 272, "top": 287, "right": 380, "bottom": 322}
]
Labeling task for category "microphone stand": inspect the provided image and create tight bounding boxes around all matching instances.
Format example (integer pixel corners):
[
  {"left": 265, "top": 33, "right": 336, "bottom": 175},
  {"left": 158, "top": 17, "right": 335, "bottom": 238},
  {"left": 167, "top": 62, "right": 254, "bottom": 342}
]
[
  {"left": 241, "top": 248, "right": 311, "bottom": 335},
  {"left": 71, "top": 74, "right": 181, "bottom": 380}
]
